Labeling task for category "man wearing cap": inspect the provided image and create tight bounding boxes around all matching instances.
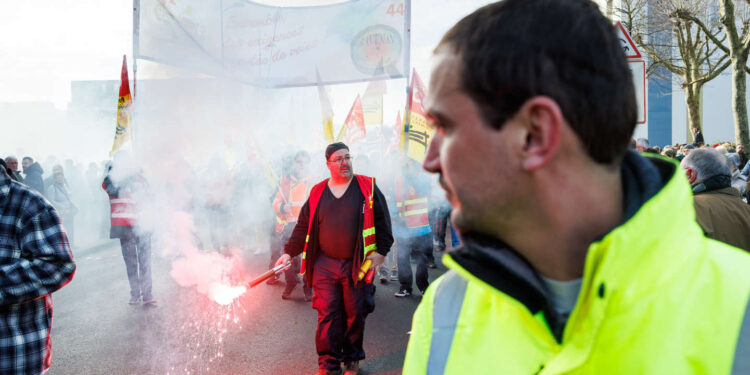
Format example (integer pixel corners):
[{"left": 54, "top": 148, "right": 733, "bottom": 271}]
[{"left": 275, "top": 142, "right": 393, "bottom": 375}]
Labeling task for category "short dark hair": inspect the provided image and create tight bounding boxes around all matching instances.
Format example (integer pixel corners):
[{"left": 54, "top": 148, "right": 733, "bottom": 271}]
[
  {"left": 22, "top": 156, "right": 33, "bottom": 163},
  {"left": 437, "top": 0, "right": 636, "bottom": 164},
  {"left": 325, "top": 142, "right": 349, "bottom": 160}
]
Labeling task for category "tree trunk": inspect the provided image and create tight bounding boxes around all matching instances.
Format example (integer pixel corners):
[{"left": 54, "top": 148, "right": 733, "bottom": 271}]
[
  {"left": 731, "top": 54, "right": 750, "bottom": 148},
  {"left": 685, "top": 81, "right": 703, "bottom": 141},
  {"left": 720, "top": 0, "right": 750, "bottom": 148}
]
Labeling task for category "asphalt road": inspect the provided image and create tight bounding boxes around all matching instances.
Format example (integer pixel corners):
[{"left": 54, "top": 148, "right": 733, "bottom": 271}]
[{"left": 47, "top": 241, "right": 445, "bottom": 375}]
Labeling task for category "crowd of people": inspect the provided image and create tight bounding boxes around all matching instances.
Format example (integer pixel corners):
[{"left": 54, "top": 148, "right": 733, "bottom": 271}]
[
  {"left": 629, "top": 135, "right": 750, "bottom": 251},
  {"left": 1, "top": 154, "right": 111, "bottom": 248},
  {"left": 3, "top": 0, "right": 750, "bottom": 373},
  {"left": 1, "top": 146, "right": 456, "bottom": 375},
  {"left": 638, "top": 132, "right": 750, "bottom": 200}
]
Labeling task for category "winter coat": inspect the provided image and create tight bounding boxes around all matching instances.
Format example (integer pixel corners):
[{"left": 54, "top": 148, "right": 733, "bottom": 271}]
[
  {"left": 693, "top": 186, "right": 750, "bottom": 251},
  {"left": 22, "top": 162, "right": 45, "bottom": 195}
]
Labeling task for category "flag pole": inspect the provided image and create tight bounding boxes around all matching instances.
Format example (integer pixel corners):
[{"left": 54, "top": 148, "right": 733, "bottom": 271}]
[
  {"left": 131, "top": 0, "right": 140, "bottom": 155},
  {"left": 402, "top": 0, "right": 412, "bottom": 152}
]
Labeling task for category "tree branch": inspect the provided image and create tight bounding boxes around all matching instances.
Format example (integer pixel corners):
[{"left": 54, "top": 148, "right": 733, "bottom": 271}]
[
  {"left": 695, "top": 59, "right": 731, "bottom": 84},
  {"left": 675, "top": 12, "right": 731, "bottom": 54}
]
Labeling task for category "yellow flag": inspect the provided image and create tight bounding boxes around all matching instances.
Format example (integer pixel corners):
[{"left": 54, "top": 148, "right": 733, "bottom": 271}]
[{"left": 316, "top": 70, "right": 335, "bottom": 143}]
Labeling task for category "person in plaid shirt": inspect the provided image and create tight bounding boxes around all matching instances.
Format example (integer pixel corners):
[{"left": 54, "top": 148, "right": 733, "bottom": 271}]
[{"left": 0, "top": 167, "right": 76, "bottom": 374}]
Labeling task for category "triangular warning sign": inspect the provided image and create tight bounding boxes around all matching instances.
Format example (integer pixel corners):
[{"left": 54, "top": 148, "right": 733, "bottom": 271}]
[{"left": 615, "top": 21, "right": 642, "bottom": 59}]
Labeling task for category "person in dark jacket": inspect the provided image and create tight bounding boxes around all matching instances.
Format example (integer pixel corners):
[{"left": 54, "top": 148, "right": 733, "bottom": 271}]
[
  {"left": 275, "top": 143, "right": 393, "bottom": 375},
  {"left": 0, "top": 159, "right": 11, "bottom": 180},
  {"left": 102, "top": 153, "right": 155, "bottom": 306},
  {"left": 21, "top": 156, "right": 45, "bottom": 194},
  {"left": 681, "top": 148, "right": 750, "bottom": 251},
  {"left": 692, "top": 127, "right": 704, "bottom": 145}
]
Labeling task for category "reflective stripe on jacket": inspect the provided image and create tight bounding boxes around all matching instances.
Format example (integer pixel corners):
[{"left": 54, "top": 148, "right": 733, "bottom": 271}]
[{"left": 404, "top": 158, "right": 750, "bottom": 374}]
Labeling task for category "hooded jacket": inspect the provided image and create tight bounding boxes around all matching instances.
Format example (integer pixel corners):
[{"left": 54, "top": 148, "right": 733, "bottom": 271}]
[
  {"left": 22, "top": 162, "right": 45, "bottom": 195},
  {"left": 404, "top": 152, "right": 750, "bottom": 374}
]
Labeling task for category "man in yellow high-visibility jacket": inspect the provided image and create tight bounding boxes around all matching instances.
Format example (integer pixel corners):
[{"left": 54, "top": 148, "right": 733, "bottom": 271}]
[{"left": 404, "top": 0, "right": 750, "bottom": 373}]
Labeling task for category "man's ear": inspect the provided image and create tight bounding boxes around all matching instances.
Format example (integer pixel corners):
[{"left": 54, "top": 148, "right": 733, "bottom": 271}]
[
  {"left": 519, "top": 96, "right": 563, "bottom": 171},
  {"left": 684, "top": 167, "right": 697, "bottom": 184}
]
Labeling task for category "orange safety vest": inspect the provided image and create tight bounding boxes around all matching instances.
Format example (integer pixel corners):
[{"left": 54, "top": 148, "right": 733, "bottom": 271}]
[
  {"left": 273, "top": 175, "right": 311, "bottom": 232},
  {"left": 394, "top": 171, "right": 430, "bottom": 230},
  {"left": 300, "top": 175, "right": 377, "bottom": 281}
]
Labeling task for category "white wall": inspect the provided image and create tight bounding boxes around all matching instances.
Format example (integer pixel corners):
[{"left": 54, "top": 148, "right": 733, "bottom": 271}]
[{"left": 671, "top": 72, "right": 747, "bottom": 145}]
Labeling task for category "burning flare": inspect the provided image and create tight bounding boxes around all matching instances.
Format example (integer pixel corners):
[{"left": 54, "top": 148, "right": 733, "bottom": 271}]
[{"left": 208, "top": 283, "right": 247, "bottom": 306}]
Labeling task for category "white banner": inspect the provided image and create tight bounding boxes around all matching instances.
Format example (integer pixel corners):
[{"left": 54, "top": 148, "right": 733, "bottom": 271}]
[{"left": 137, "top": 0, "right": 410, "bottom": 87}]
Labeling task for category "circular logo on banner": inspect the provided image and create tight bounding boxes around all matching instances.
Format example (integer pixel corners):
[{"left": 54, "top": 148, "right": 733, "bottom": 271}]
[{"left": 351, "top": 25, "right": 403, "bottom": 76}]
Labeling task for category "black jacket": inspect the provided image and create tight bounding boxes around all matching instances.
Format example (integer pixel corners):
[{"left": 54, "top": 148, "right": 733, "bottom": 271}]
[
  {"left": 284, "top": 178, "right": 394, "bottom": 287},
  {"left": 22, "top": 162, "right": 45, "bottom": 195}
]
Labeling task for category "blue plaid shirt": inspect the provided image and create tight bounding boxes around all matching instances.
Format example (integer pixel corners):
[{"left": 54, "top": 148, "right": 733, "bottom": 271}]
[{"left": 0, "top": 172, "right": 76, "bottom": 374}]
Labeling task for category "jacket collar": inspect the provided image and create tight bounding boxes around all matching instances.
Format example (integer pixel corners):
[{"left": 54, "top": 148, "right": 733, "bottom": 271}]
[
  {"left": 695, "top": 185, "right": 740, "bottom": 197},
  {"left": 446, "top": 151, "right": 691, "bottom": 342}
]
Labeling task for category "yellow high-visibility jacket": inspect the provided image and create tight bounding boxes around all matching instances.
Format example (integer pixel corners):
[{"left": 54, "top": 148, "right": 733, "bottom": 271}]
[{"left": 404, "top": 155, "right": 750, "bottom": 374}]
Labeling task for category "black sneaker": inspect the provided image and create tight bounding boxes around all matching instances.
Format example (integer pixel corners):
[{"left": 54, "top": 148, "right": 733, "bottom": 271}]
[
  {"left": 427, "top": 262, "right": 437, "bottom": 269},
  {"left": 394, "top": 288, "right": 411, "bottom": 297}
]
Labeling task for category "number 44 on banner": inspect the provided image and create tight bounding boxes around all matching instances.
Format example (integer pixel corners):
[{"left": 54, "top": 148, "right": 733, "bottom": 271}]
[{"left": 387, "top": 2, "right": 404, "bottom": 16}]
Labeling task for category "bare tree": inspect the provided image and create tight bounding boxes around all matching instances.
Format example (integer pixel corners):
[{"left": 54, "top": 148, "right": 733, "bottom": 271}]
[
  {"left": 716, "top": 0, "right": 750, "bottom": 147},
  {"left": 618, "top": 0, "right": 730, "bottom": 141}
]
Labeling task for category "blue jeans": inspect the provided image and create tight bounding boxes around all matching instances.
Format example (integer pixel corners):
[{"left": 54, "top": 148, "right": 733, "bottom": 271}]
[
  {"left": 449, "top": 221, "right": 461, "bottom": 247},
  {"left": 396, "top": 234, "right": 431, "bottom": 292},
  {"left": 119, "top": 232, "right": 153, "bottom": 301}
]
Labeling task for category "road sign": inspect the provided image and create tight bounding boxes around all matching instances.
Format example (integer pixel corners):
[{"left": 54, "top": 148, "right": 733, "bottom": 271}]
[
  {"left": 615, "top": 21, "right": 642, "bottom": 59},
  {"left": 629, "top": 60, "right": 647, "bottom": 124}
]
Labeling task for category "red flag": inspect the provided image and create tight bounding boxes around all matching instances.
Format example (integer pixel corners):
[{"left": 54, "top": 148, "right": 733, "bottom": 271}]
[
  {"left": 110, "top": 55, "right": 133, "bottom": 156},
  {"left": 406, "top": 69, "right": 430, "bottom": 162},
  {"left": 344, "top": 95, "right": 366, "bottom": 144},
  {"left": 409, "top": 69, "right": 427, "bottom": 116}
]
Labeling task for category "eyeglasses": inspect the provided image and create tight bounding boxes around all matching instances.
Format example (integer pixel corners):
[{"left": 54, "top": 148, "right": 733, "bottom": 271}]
[{"left": 327, "top": 155, "right": 352, "bottom": 164}]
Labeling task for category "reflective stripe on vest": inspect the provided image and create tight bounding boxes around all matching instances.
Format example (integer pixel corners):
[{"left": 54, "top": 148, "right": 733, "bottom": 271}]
[
  {"left": 427, "top": 271, "right": 468, "bottom": 375},
  {"left": 404, "top": 193, "right": 429, "bottom": 229},
  {"left": 732, "top": 300, "right": 750, "bottom": 374},
  {"left": 111, "top": 213, "right": 137, "bottom": 219},
  {"left": 274, "top": 176, "right": 310, "bottom": 232},
  {"left": 360, "top": 175, "right": 377, "bottom": 259},
  {"left": 110, "top": 198, "right": 134, "bottom": 204}
]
